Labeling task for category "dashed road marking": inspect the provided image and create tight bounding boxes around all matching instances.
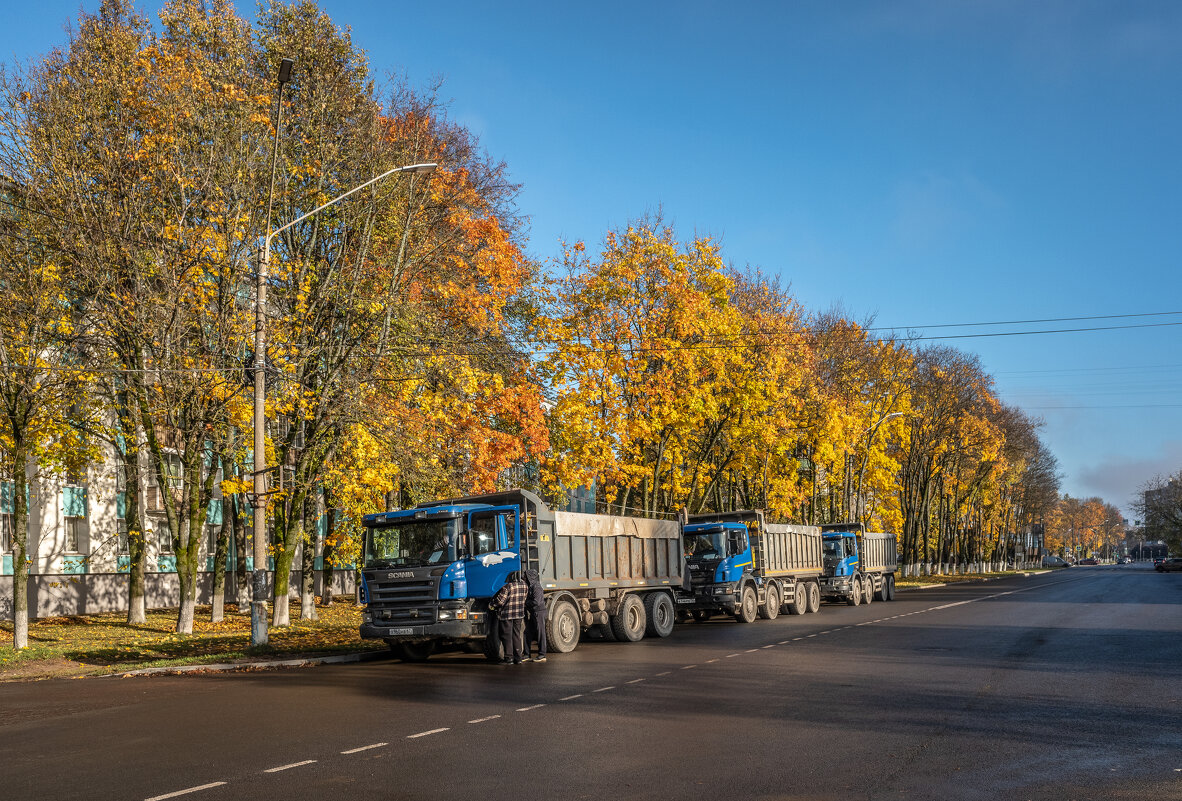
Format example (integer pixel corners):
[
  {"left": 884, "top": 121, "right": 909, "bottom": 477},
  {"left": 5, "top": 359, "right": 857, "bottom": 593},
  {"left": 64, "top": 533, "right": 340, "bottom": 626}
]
[
  {"left": 762, "top": 644, "right": 775, "bottom": 649},
  {"left": 593, "top": 686, "right": 615, "bottom": 693},
  {"left": 655, "top": 671, "right": 672, "bottom": 676},
  {"left": 407, "top": 728, "right": 449, "bottom": 739},
  {"left": 559, "top": 694, "right": 583, "bottom": 701},
  {"left": 681, "top": 664, "right": 697, "bottom": 670},
  {"left": 146, "top": 783, "right": 227, "bottom": 801},
  {"left": 517, "top": 704, "right": 546, "bottom": 712},
  {"left": 705, "top": 658, "right": 719, "bottom": 663},
  {"left": 726, "top": 653, "right": 742, "bottom": 658},
  {"left": 265, "top": 760, "right": 316, "bottom": 773},
  {"left": 468, "top": 715, "right": 500, "bottom": 724},
  {"left": 341, "top": 742, "right": 387, "bottom": 754},
  {"left": 626, "top": 678, "right": 646, "bottom": 684},
  {"left": 806, "top": 634, "right": 817, "bottom": 638},
  {"left": 779, "top": 640, "right": 791, "bottom": 645}
]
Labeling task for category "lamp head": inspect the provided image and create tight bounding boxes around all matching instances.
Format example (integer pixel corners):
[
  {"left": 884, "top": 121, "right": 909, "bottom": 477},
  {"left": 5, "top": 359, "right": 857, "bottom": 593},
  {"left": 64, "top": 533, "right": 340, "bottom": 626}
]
[{"left": 277, "top": 58, "right": 294, "bottom": 85}]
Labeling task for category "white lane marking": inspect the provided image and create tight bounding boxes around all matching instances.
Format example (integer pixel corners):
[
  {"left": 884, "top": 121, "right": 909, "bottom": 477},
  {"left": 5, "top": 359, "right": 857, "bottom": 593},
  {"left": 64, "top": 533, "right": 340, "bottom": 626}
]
[
  {"left": 655, "top": 671, "right": 672, "bottom": 676},
  {"left": 779, "top": 640, "right": 791, "bottom": 645},
  {"left": 762, "top": 644, "right": 775, "bottom": 649},
  {"left": 407, "top": 728, "right": 449, "bottom": 739},
  {"left": 265, "top": 760, "right": 316, "bottom": 773},
  {"left": 468, "top": 715, "right": 501, "bottom": 724},
  {"left": 626, "top": 678, "right": 646, "bottom": 684},
  {"left": 593, "top": 686, "right": 615, "bottom": 693},
  {"left": 681, "top": 664, "right": 697, "bottom": 670},
  {"left": 705, "top": 658, "right": 719, "bottom": 663},
  {"left": 745, "top": 648, "right": 759, "bottom": 653},
  {"left": 726, "top": 653, "right": 742, "bottom": 658},
  {"left": 341, "top": 742, "right": 387, "bottom": 754},
  {"left": 146, "top": 783, "right": 227, "bottom": 801},
  {"left": 792, "top": 637, "right": 804, "bottom": 641},
  {"left": 559, "top": 694, "right": 583, "bottom": 701},
  {"left": 517, "top": 704, "right": 546, "bottom": 712},
  {"left": 818, "top": 630, "right": 831, "bottom": 635},
  {"left": 806, "top": 634, "right": 817, "bottom": 638}
]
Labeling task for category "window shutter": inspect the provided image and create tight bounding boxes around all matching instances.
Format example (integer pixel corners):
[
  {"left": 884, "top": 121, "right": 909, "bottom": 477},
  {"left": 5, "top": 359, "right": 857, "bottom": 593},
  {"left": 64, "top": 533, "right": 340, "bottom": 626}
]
[{"left": 63, "top": 485, "right": 88, "bottom": 518}]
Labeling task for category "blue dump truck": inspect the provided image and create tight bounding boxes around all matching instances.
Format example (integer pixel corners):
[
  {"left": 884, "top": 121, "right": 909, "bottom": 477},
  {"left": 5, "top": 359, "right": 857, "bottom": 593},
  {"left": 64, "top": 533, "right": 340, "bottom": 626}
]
[
  {"left": 818, "top": 523, "right": 899, "bottom": 605},
  {"left": 676, "top": 510, "right": 824, "bottom": 623},
  {"left": 359, "top": 489, "right": 684, "bottom": 661}
]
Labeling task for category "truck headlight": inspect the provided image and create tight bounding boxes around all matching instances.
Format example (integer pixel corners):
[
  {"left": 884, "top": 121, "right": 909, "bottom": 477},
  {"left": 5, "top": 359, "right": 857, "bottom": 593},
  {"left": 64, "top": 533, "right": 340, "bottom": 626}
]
[
  {"left": 361, "top": 610, "right": 372, "bottom": 624},
  {"left": 439, "top": 610, "right": 452, "bottom": 620}
]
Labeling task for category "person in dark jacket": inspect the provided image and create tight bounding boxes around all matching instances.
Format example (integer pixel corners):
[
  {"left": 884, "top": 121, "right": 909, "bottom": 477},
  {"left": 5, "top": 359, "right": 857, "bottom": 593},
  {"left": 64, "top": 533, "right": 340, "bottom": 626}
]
[
  {"left": 523, "top": 568, "right": 547, "bottom": 662},
  {"left": 491, "top": 571, "right": 528, "bottom": 664}
]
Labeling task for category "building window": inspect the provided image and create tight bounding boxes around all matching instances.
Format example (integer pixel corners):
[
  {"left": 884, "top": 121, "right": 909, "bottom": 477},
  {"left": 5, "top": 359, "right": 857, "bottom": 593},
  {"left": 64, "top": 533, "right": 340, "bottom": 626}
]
[
  {"left": 154, "top": 519, "right": 173, "bottom": 554},
  {"left": 62, "top": 478, "right": 88, "bottom": 554}
]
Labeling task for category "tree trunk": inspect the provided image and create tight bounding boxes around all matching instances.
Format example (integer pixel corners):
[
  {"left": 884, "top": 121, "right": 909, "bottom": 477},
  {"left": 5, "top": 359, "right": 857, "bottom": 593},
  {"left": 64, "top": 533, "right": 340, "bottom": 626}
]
[
  {"left": 210, "top": 508, "right": 230, "bottom": 623},
  {"left": 300, "top": 491, "right": 318, "bottom": 621},
  {"left": 9, "top": 440, "right": 30, "bottom": 649},
  {"left": 232, "top": 496, "right": 249, "bottom": 610},
  {"left": 117, "top": 386, "right": 148, "bottom": 624}
]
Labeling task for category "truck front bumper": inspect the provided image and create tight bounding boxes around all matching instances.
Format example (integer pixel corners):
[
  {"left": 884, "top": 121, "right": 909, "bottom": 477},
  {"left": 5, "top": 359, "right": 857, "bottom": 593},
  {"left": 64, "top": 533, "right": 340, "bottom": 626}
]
[
  {"left": 360, "top": 619, "right": 484, "bottom": 642},
  {"left": 675, "top": 592, "right": 738, "bottom": 613}
]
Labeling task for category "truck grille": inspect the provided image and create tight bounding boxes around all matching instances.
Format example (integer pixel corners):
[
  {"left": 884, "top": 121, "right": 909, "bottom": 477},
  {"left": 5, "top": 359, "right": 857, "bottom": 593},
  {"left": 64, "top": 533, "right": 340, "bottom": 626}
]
[{"left": 365, "top": 573, "right": 439, "bottom": 624}]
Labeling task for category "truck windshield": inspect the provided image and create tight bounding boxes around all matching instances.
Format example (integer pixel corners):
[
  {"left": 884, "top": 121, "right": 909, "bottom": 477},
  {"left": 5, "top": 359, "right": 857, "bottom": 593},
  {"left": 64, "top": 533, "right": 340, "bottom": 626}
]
[
  {"left": 684, "top": 531, "right": 726, "bottom": 558},
  {"left": 365, "top": 519, "right": 456, "bottom": 568},
  {"left": 822, "top": 539, "right": 845, "bottom": 559}
]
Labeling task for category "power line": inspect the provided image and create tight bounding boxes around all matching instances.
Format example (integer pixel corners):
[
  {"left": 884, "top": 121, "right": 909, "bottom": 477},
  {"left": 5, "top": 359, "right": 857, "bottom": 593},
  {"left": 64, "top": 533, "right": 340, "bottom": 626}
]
[{"left": 870, "top": 310, "right": 1182, "bottom": 331}]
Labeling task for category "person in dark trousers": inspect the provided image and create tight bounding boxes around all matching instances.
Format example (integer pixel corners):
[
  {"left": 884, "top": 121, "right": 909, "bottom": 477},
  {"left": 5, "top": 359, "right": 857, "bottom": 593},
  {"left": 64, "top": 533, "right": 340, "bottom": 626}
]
[
  {"left": 491, "top": 570, "right": 528, "bottom": 664},
  {"left": 523, "top": 568, "right": 548, "bottom": 662}
]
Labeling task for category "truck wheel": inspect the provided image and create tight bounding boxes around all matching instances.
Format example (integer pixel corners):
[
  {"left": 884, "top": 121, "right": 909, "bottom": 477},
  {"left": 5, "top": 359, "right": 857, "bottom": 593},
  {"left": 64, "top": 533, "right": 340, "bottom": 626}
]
[
  {"left": 735, "top": 585, "right": 759, "bottom": 623},
  {"left": 482, "top": 629, "right": 504, "bottom": 663},
  {"left": 691, "top": 609, "right": 712, "bottom": 622},
  {"left": 788, "top": 583, "right": 808, "bottom": 615},
  {"left": 396, "top": 641, "right": 434, "bottom": 662},
  {"left": 875, "top": 577, "right": 888, "bottom": 602},
  {"left": 863, "top": 577, "right": 873, "bottom": 604},
  {"left": 886, "top": 574, "right": 896, "bottom": 601},
  {"left": 644, "top": 592, "right": 676, "bottom": 638},
  {"left": 807, "top": 581, "right": 822, "bottom": 613},
  {"left": 847, "top": 579, "right": 862, "bottom": 606},
  {"left": 610, "top": 594, "right": 647, "bottom": 642},
  {"left": 547, "top": 600, "right": 581, "bottom": 653},
  {"left": 760, "top": 584, "right": 780, "bottom": 620}
]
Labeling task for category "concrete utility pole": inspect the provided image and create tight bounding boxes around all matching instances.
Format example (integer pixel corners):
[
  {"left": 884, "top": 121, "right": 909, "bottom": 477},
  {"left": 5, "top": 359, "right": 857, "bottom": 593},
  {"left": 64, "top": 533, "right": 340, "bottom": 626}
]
[{"left": 251, "top": 57, "right": 294, "bottom": 647}]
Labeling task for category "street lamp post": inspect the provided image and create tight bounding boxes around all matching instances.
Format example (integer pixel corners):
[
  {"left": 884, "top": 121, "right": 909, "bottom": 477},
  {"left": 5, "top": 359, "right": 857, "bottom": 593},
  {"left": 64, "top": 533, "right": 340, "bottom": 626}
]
[{"left": 249, "top": 155, "right": 436, "bottom": 647}]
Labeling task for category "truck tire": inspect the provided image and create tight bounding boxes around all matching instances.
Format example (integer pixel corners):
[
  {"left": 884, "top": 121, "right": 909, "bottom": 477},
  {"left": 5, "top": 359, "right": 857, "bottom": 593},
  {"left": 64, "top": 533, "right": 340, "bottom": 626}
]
[
  {"left": 644, "top": 592, "right": 676, "bottom": 638},
  {"left": 610, "top": 594, "right": 647, "bottom": 642},
  {"left": 886, "top": 574, "right": 896, "bottom": 601},
  {"left": 482, "top": 629, "right": 503, "bottom": 663},
  {"left": 847, "top": 578, "right": 862, "bottom": 606},
  {"left": 760, "top": 584, "right": 780, "bottom": 620},
  {"left": 735, "top": 584, "right": 759, "bottom": 623},
  {"left": 547, "top": 599, "right": 581, "bottom": 653},
  {"left": 875, "top": 576, "right": 888, "bottom": 602},
  {"left": 863, "top": 576, "right": 873, "bottom": 604},
  {"left": 396, "top": 641, "right": 434, "bottom": 662},
  {"left": 788, "top": 583, "right": 808, "bottom": 615},
  {"left": 807, "top": 581, "right": 822, "bottom": 613}
]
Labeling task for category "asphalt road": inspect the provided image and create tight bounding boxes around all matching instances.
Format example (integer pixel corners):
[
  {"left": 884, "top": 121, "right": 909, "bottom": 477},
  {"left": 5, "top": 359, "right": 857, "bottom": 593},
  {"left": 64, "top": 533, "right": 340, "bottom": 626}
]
[{"left": 2, "top": 565, "right": 1181, "bottom": 801}]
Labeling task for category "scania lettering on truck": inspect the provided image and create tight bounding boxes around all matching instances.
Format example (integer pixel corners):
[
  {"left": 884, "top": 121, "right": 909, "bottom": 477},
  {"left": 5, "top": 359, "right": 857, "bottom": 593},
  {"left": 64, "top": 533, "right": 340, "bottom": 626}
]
[
  {"left": 677, "top": 510, "right": 824, "bottom": 623},
  {"left": 359, "top": 489, "right": 684, "bottom": 662},
  {"left": 818, "top": 523, "right": 898, "bottom": 605}
]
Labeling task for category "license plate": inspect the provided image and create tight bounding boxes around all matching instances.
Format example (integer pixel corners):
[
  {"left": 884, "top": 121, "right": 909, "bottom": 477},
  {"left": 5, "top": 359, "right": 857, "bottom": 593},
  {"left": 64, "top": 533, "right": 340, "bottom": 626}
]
[
  {"left": 676, "top": 598, "right": 695, "bottom": 604},
  {"left": 389, "top": 627, "right": 415, "bottom": 636}
]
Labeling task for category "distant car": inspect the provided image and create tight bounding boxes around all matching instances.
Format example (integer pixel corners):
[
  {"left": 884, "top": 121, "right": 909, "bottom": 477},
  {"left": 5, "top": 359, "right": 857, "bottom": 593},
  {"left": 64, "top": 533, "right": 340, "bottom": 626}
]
[
  {"left": 1118, "top": 556, "right": 1132, "bottom": 565},
  {"left": 1155, "top": 558, "right": 1182, "bottom": 573},
  {"left": 1042, "top": 555, "right": 1070, "bottom": 568},
  {"left": 1078, "top": 557, "right": 1099, "bottom": 566}
]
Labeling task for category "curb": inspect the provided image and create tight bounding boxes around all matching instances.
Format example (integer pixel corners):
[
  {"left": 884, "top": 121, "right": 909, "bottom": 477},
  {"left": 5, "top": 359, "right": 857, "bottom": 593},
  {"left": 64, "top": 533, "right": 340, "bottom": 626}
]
[
  {"left": 113, "top": 648, "right": 392, "bottom": 678},
  {"left": 896, "top": 570, "right": 1049, "bottom": 592}
]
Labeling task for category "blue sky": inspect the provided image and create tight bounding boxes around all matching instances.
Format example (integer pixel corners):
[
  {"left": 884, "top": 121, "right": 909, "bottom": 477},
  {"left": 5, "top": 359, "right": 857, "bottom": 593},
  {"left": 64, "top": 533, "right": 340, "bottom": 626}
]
[{"left": 7, "top": 0, "right": 1182, "bottom": 516}]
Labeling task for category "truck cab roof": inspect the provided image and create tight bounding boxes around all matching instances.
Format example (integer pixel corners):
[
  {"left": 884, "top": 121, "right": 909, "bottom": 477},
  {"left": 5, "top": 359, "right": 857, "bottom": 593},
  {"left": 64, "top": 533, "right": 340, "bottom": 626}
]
[{"left": 362, "top": 505, "right": 471, "bottom": 526}]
